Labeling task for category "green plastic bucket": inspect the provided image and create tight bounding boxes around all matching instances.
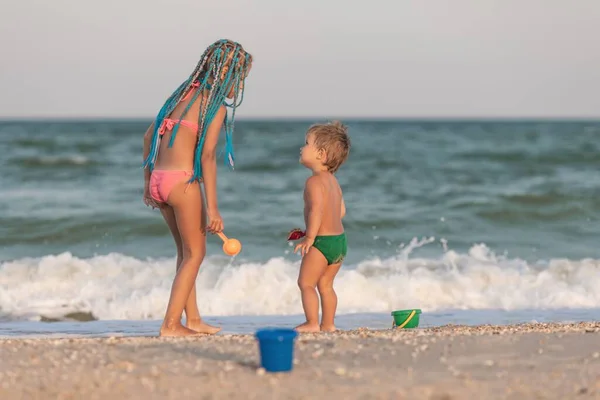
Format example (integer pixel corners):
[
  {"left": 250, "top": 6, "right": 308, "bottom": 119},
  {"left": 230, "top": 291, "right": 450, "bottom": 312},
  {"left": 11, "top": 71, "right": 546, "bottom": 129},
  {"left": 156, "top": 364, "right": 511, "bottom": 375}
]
[{"left": 391, "top": 309, "right": 421, "bottom": 329}]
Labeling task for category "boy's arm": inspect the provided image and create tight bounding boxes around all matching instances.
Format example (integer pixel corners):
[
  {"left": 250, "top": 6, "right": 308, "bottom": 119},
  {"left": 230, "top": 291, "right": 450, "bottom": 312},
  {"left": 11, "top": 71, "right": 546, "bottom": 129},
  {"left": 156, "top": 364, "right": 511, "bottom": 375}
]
[
  {"left": 142, "top": 122, "right": 156, "bottom": 185},
  {"left": 341, "top": 196, "right": 346, "bottom": 219},
  {"left": 304, "top": 176, "right": 325, "bottom": 240}
]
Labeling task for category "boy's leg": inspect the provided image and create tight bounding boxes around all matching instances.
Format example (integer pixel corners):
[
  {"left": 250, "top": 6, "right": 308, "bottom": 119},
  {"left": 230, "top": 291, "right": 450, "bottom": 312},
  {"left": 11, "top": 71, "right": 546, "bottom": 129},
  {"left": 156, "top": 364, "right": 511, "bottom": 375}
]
[
  {"left": 295, "top": 248, "right": 328, "bottom": 333},
  {"left": 317, "top": 262, "right": 342, "bottom": 332}
]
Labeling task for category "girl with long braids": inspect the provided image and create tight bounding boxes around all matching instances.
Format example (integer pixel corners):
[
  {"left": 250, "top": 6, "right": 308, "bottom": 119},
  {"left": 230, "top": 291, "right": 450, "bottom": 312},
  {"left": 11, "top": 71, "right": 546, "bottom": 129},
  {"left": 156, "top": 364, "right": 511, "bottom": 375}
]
[{"left": 142, "top": 39, "right": 253, "bottom": 337}]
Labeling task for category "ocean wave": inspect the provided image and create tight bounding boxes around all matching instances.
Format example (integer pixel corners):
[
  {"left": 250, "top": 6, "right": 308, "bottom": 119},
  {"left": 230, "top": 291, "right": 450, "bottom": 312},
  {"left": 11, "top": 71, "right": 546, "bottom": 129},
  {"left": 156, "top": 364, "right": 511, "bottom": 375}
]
[
  {"left": 1, "top": 242, "right": 599, "bottom": 321},
  {"left": 11, "top": 155, "right": 95, "bottom": 168}
]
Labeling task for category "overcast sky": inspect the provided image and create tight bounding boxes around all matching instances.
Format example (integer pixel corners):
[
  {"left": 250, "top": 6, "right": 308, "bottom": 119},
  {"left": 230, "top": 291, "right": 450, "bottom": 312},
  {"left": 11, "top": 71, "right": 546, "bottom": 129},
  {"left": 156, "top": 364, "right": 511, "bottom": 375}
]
[{"left": 1, "top": 0, "right": 599, "bottom": 118}]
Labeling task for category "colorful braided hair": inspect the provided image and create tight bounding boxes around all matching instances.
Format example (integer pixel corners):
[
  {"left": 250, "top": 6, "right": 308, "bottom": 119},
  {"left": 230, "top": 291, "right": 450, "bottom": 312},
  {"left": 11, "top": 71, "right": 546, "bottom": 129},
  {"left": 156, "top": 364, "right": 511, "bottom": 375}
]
[{"left": 143, "top": 39, "right": 253, "bottom": 182}]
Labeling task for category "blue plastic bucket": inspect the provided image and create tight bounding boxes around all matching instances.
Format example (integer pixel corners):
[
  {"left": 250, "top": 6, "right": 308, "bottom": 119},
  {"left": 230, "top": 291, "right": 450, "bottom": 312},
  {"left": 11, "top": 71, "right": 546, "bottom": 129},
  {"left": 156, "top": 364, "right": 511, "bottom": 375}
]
[{"left": 255, "top": 328, "right": 298, "bottom": 373}]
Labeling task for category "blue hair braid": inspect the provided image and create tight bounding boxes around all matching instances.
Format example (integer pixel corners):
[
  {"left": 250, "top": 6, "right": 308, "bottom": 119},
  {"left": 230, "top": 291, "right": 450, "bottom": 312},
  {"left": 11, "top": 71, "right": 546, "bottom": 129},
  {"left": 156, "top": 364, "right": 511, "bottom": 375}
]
[{"left": 143, "top": 39, "right": 252, "bottom": 182}]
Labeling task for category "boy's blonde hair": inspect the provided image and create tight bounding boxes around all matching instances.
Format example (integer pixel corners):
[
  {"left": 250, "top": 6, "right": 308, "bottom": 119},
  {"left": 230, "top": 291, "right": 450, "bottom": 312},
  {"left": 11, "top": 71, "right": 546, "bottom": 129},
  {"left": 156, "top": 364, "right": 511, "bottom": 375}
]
[{"left": 307, "top": 121, "right": 351, "bottom": 173}]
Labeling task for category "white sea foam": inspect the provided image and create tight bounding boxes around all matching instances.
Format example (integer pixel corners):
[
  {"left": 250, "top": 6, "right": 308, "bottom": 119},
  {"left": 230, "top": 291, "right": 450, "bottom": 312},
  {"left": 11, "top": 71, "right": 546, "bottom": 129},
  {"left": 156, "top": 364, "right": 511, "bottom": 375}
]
[{"left": 1, "top": 241, "right": 600, "bottom": 321}]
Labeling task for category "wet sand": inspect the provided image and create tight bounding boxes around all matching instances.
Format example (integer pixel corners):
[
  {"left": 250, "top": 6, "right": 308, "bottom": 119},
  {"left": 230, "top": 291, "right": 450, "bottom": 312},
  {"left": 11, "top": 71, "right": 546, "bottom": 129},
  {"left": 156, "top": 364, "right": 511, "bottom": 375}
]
[{"left": 1, "top": 322, "right": 599, "bottom": 400}]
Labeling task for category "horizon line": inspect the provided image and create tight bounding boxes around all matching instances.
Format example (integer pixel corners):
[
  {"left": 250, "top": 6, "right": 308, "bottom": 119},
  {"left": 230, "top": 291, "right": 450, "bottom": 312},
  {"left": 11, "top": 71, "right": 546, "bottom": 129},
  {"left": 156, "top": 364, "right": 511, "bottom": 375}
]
[{"left": 1, "top": 115, "right": 600, "bottom": 122}]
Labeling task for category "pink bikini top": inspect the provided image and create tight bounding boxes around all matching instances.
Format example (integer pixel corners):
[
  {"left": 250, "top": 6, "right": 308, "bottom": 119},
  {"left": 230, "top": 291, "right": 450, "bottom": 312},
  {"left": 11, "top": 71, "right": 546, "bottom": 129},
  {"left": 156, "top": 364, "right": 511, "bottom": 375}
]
[{"left": 159, "top": 82, "right": 201, "bottom": 135}]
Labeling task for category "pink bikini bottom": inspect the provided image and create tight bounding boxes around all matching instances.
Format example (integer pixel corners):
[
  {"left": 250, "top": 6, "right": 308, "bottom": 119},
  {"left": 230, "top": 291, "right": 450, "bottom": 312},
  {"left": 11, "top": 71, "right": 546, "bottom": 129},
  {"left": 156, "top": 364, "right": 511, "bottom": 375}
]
[{"left": 149, "top": 170, "right": 194, "bottom": 203}]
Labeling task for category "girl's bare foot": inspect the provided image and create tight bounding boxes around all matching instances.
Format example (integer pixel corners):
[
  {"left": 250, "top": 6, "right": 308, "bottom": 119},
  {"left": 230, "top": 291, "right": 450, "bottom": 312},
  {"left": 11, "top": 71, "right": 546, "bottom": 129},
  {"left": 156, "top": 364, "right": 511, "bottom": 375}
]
[
  {"left": 159, "top": 321, "right": 203, "bottom": 337},
  {"left": 186, "top": 318, "right": 222, "bottom": 334},
  {"left": 320, "top": 324, "right": 337, "bottom": 333},
  {"left": 295, "top": 321, "right": 321, "bottom": 333}
]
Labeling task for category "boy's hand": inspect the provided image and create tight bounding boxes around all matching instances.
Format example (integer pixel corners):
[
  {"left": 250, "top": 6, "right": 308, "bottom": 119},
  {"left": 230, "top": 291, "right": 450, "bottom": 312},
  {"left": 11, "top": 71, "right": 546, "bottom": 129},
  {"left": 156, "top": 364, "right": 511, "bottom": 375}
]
[
  {"left": 294, "top": 236, "right": 315, "bottom": 257},
  {"left": 287, "top": 228, "right": 306, "bottom": 241}
]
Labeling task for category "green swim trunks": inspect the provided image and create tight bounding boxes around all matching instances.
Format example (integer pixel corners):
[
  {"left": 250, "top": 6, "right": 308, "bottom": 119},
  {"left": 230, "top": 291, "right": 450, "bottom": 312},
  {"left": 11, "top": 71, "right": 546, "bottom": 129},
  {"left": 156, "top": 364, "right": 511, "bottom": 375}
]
[{"left": 313, "top": 233, "right": 347, "bottom": 265}]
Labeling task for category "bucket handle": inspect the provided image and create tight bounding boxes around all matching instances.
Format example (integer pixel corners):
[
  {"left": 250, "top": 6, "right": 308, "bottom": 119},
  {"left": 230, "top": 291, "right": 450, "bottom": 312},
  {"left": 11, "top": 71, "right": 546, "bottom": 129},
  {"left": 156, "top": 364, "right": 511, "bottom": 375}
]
[{"left": 392, "top": 310, "right": 417, "bottom": 329}]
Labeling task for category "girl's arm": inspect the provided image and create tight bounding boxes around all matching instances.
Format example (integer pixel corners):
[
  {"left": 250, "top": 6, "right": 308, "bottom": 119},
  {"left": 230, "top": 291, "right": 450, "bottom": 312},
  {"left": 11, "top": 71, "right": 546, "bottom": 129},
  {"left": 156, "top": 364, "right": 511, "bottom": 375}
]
[
  {"left": 201, "top": 106, "right": 228, "bottom": 233},
  {"left": 142, "top": 122, "right": 155, "bottom": 185},
  {"left": 142, "top": 122, "right": 162, "bottom": 209}
]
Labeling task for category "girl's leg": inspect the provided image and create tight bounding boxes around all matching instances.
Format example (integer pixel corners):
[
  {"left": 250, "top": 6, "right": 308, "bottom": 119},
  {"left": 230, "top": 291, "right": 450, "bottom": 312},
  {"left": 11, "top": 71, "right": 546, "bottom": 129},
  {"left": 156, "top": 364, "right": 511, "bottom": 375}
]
[
  {"left": 181, "top": 188, "right": 220, "bottom": 334},
  {"left": 317, "top": 262, "right": 342, "bottom": 332},
  {"left": 159, "top": 205, "right": 201, "bottom": 322},
  {"left": 295, "top": 248, "right": 328, "bottom": 333},
  {"left": 159, "top": 182, "right": 219, "bottom": 336}
]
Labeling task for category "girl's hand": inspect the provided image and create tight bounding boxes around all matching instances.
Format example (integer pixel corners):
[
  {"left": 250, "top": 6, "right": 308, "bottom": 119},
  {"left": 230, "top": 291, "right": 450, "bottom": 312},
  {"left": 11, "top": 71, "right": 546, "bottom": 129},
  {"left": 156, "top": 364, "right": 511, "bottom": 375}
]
[
  {"left": 207, "top": 208, "right": 224, "bottom": 234},
  {"left": 294, "top": 236, "right": 315, "bottom": 257},
  {"left": 143, "top": 187, "right": 162, "bottom": 210}
]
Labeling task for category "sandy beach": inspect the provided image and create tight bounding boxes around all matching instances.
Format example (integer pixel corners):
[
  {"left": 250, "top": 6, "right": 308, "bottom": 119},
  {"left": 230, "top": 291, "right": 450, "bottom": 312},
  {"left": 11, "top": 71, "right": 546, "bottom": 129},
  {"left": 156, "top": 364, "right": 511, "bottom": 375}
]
[{"left": 1, "top": 322, "right": 599, "bottom": 400}]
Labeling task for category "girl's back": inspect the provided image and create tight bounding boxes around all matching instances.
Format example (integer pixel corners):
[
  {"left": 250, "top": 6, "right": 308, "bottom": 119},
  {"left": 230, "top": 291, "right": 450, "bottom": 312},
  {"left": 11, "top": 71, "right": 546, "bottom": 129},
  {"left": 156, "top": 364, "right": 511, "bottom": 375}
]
[{"left": 154, "top": 89, "right": 205, "bottom": 171}]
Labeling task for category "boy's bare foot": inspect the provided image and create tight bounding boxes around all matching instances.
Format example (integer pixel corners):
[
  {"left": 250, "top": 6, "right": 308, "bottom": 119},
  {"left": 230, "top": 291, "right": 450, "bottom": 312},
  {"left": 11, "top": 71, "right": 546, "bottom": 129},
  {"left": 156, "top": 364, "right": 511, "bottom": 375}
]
[
  {"left": 186, "top": 318, "right": 222, "bottom": 335},
  {"left": 159, "top": 322, "right": 203, "bottom": 337},
  {"left": 320, "top": 324, "right": 337, "bottom": 333},
  {"left": 295, "top": 322, "right": 321, "bottom": 333}
]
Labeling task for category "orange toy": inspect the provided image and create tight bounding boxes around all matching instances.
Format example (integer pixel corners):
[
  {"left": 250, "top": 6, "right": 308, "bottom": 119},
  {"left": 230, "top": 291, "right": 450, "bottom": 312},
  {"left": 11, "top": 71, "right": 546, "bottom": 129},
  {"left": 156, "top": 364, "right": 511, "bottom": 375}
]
[{"left": 217, "top": 232, "right": 242, "bottom": 256}]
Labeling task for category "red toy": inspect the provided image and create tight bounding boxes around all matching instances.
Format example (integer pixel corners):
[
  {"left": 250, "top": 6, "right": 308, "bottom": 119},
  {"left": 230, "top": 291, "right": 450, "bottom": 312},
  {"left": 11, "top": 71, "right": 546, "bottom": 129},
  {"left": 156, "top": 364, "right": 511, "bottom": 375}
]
[{"left": 287, "top": 228, "right": 306, "bottom": 241}]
